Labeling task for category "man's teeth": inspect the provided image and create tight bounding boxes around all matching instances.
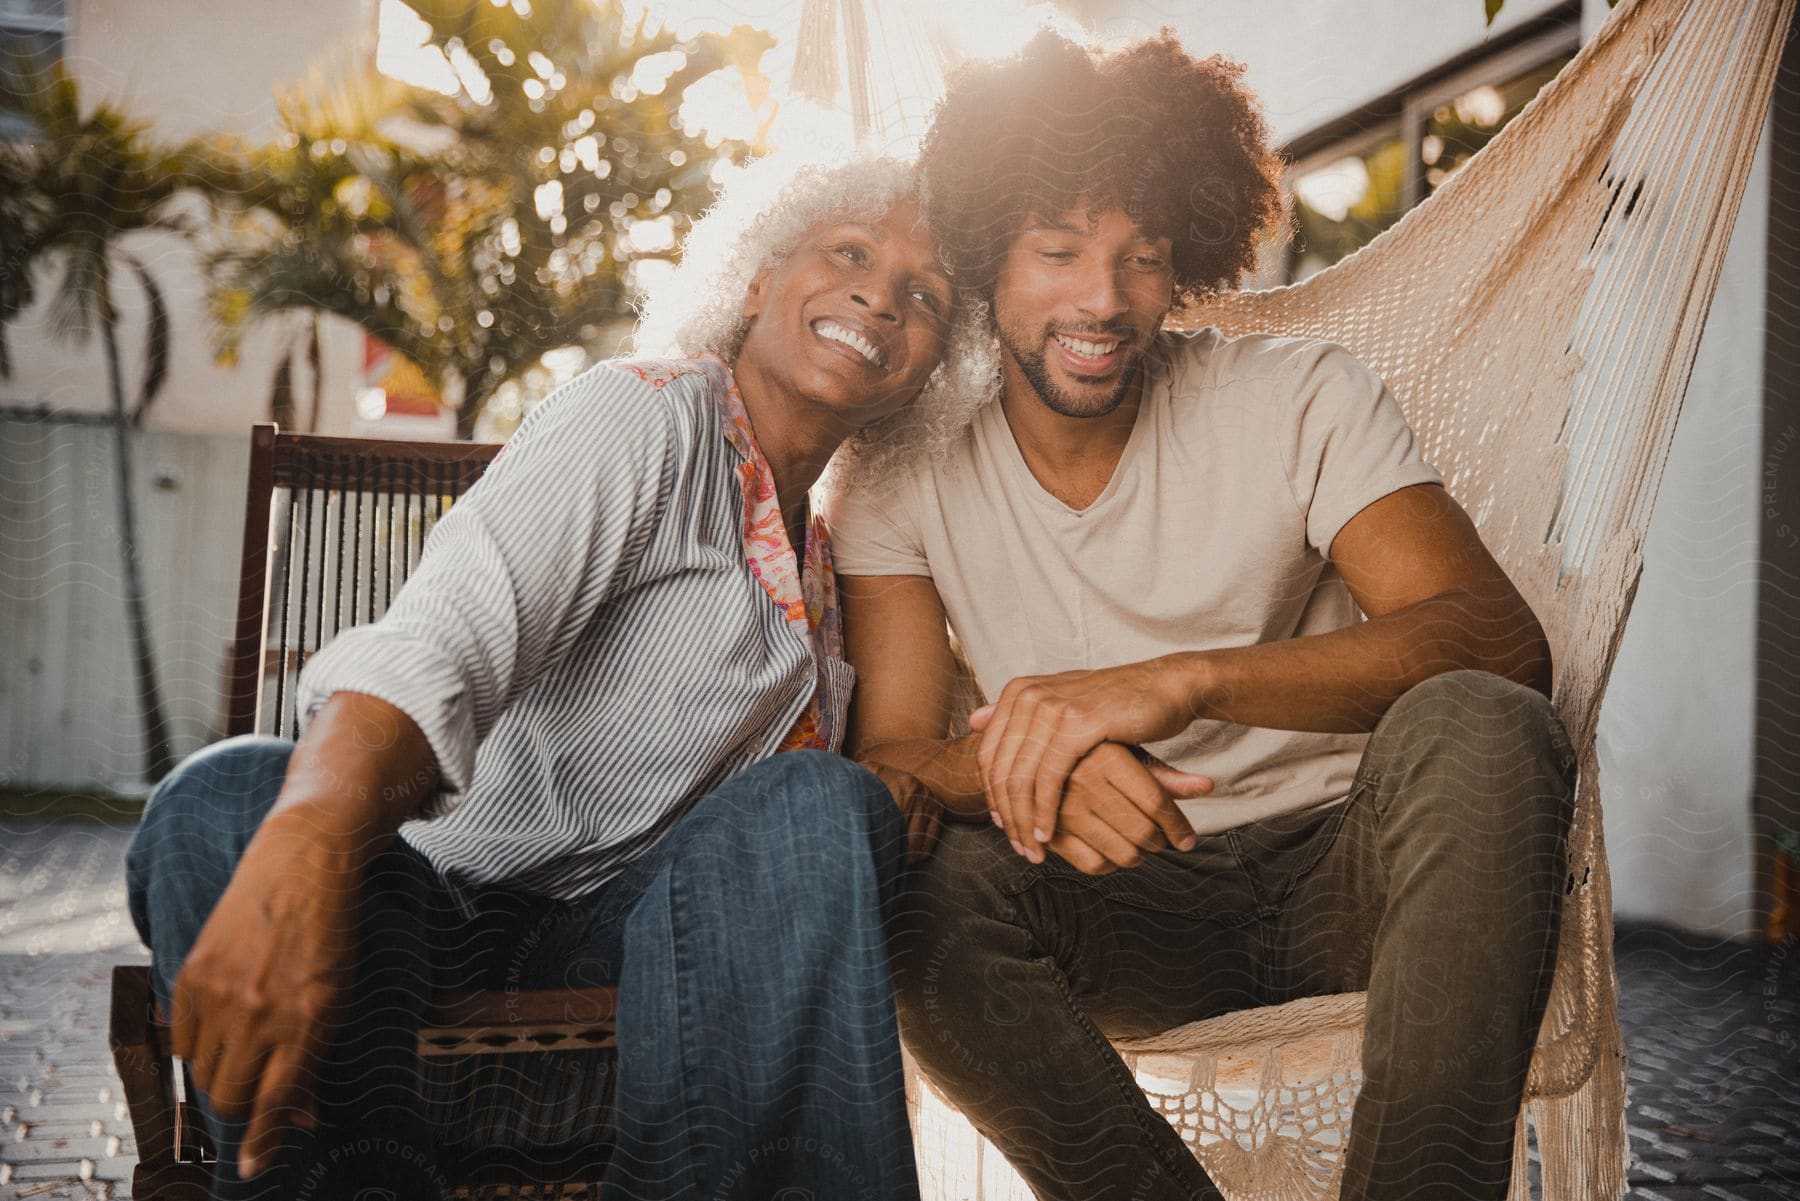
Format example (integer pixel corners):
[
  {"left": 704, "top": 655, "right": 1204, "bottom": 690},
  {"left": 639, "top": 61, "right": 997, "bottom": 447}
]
[
  {"left": 815, "top": 320, "right": 885, "bottom": 368},
  {"left": 1054, "top": 333, "right": 1120, "bottom": 358}
]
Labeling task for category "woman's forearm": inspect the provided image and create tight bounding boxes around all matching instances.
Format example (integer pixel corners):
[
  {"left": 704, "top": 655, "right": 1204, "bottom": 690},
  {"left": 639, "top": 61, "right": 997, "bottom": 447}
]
[
  {"left": 261, "top": 691, "right": 442, "bottom": 866},
  {"left": 857, "top": 732, "right": 990, "bottom": 820}
]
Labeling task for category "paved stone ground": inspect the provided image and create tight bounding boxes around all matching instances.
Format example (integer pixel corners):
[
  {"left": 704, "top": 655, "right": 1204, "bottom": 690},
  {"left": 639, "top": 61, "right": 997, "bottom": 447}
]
[
  {"left": 1612, "top": 923, "right": 1800, "bottom": 1201},
  {"left": 1, "top": 807, "right": 147, "bottom": 1199},
  {"left": 2, "top": 807, "right": 1796, "bottom": 1200}
]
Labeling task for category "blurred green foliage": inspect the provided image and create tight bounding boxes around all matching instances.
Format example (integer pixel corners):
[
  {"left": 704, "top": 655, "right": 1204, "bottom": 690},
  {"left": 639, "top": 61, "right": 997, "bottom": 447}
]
[
  {"left": 0, "top": 59, "right": 190, "bottom": 405},
  {"left": 197, "top": 0, "right": 769, "bottom": 436}
]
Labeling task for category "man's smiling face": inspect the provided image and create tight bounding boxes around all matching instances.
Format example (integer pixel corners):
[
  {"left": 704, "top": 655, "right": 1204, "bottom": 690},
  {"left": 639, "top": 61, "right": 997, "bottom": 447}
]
[{"left": 992, "top": 206, "right": 1176, "bottom": 419}]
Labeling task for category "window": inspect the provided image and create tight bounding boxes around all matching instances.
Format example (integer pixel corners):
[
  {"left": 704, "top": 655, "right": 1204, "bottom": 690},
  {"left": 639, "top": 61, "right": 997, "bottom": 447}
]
[
  {"left": 1, "top": 0, "right": 68, "bottom": 138},
  {"left": 1, "top": 0, "right": 66, "bottom": 70},
  {"left": 1286, "top": 123, "right": 1408, "bottom": 284},
  {"left": 1278, "top": 13, "right": 1580, "bottom": 284}
]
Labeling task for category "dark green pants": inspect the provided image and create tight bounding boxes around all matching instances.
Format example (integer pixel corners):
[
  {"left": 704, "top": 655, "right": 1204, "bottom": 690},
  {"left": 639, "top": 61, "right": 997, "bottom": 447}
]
[{"left": 892, "top": 669, "right": 1579, "bottom": 1201}]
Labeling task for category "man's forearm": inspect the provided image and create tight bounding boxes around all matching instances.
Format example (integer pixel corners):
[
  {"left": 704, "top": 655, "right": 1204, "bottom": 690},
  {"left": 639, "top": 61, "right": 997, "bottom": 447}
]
[
  {"left": 1164, "top": 585, "right": 1551, "bottom": 735},
  {"left": 857, "top": 732, "right": 990, "bottom": 820}
]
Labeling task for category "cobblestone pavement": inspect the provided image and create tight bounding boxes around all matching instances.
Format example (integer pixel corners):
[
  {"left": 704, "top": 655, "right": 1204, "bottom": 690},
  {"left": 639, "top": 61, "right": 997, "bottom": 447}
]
[
  {"left": 1, "top": 809, "right": 147, "bottom": 1199},
  {"left": 2, "top": 809, "right": 1796, "bottom": 1200},
  {"left": 1612, "top": 923, "right": 1800, "bottom": 1201}
]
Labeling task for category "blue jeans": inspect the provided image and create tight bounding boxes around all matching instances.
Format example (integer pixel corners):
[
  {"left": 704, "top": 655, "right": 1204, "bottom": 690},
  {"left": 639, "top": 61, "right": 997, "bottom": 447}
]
[{"left": 125, "top": 737, "right": 921, "bottom": 1201}]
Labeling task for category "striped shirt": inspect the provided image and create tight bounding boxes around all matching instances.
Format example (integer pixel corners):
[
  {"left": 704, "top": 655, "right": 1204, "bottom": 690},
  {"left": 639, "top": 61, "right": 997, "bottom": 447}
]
[{"left": 296, "top": 356, "right": 854, "bottom": 900}]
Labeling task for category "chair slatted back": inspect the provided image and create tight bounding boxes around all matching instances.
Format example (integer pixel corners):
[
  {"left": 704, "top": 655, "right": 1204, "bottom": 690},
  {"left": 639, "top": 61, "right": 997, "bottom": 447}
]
[
  {"left": 224, "top": 424, "right": 501, "bottom": 739},
  {"left": 206, "top": 425, "right": 621, "bottom": 1183}
]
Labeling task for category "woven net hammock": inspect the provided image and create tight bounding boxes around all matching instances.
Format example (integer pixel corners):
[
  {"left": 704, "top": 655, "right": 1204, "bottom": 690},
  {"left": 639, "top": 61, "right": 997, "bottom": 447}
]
[{"left": 881, "top": 0, "right": 1795, "bottom": 1197}]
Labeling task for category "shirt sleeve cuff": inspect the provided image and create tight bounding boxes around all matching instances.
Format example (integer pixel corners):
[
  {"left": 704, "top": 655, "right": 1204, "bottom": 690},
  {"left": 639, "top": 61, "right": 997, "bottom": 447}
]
[{"left": 296, "top": 629, "right": 480, "bottom": 818}]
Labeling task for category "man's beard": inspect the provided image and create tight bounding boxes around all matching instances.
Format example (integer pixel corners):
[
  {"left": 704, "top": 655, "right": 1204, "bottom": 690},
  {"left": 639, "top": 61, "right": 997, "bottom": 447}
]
[{"left": 999, "top": 320, "right": 1147, "bottom": 419}]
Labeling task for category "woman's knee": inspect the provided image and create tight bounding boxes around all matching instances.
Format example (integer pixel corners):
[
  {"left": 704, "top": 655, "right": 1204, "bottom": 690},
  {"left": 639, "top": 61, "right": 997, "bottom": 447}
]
[
  {"left": 722, "top": 749, "right": 905, "bottom": 864},
  {"left": 773, "top": 748, "right": 897, "bottom": 824},
  {"left": 125, "top": 736, "right": 296, "bottom": 977},
  {"left": 665, "top": 751, "right": 902, "bottom": 928},
  {"left": 129, "top": 736, "right": 296, "bottom": 886}
]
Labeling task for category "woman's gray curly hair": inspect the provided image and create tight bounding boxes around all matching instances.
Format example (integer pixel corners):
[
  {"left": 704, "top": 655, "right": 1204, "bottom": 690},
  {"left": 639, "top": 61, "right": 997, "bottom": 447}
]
[{"left": 632, "top": 153, "right": 997, "bottom": 490}]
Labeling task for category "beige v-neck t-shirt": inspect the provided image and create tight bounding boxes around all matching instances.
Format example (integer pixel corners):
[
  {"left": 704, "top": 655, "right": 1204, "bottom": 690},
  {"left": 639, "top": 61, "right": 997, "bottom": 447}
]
[{"left": 828, "top": 326, "right": 1444, "bottom": 834}]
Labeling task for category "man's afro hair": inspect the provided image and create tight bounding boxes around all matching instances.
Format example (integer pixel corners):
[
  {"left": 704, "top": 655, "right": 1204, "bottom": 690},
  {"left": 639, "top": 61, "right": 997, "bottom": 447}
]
[{"left": 919, "top": 29, "right": 1286, "bottom": 305}]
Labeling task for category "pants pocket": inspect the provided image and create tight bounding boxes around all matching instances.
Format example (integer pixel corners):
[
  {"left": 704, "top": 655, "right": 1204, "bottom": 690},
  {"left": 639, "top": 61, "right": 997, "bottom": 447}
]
[{"left": 1225, "top": 800, "right": 1353, "bottom": 915}]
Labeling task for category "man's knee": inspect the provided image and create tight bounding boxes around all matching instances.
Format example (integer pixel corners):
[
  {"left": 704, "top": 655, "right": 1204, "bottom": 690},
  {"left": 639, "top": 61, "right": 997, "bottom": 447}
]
[
  {"left": 1366, "top": 670, "right": 1575, "bottom": 877},
  {"left": 901, "top": 822, "right": 1019, "bottom": 916},
  {"left": 1374, "top": 671, "right": 1575, "bottom": 799},
  {"left": 1385, "top": 667, "right": 1552, "bottom": 726}
]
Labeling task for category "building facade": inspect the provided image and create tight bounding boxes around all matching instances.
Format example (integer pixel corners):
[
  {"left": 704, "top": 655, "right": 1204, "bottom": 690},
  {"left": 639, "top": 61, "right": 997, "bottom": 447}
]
[{"left": 1, "top": 0, "right": 1787, "bottom": 937}]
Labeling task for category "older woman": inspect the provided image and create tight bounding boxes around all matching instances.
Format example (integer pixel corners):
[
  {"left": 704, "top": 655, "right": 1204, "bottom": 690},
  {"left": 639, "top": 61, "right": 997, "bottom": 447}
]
[{"left": 124, "top": 156, "right": 983, "bottom": 1201}]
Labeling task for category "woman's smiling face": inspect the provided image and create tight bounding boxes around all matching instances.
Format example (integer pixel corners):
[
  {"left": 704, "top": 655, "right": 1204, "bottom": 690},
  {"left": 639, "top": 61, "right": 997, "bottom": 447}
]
[{"left": 736, "top": 197, "right": 954, "bottom": 431}]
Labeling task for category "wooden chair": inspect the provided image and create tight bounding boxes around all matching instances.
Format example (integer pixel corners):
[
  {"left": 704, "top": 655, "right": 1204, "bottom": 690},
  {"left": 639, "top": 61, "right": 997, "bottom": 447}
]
[{"left": 110, "top": 424, "right": 621, "bottom": 1199}]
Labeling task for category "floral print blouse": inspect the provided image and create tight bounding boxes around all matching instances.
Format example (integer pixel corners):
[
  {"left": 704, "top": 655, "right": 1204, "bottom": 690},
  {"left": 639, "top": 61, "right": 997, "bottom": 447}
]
[{"left": 613, "top": 355, "right": 844, "bottom": 754}]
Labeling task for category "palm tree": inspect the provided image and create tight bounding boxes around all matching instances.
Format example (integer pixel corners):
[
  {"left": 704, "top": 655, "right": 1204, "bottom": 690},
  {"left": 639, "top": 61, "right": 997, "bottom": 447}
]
[
  {"left": 205, "top": 0, "right": 769, "bottom": 438},
  {"left": 196, "top": 66, "right": 449, "bottom": 429},
  {"left": 0, "top": 61, "right": 195, "bottom": 780}
]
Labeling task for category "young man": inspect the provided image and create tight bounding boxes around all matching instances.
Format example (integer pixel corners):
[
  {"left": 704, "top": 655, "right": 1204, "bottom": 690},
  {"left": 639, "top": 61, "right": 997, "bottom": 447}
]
[{"left": 830, "top": 32, "right": 1577, "bottom": 1201}]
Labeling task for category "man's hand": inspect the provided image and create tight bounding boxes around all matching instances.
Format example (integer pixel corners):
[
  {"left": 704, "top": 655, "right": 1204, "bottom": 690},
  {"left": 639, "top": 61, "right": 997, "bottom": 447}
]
[
  {"left": 970, "top": 660, "right": 1203, "bottom": 861},
  {"left": 1014, "top": 742, "right": 1208, "bottom": 872},
  {"left": 169, "top": 813, "right": 365, "bottom": 1178},
  {"left": 859, "top": 760, "right": 945, "bottom": 864}
]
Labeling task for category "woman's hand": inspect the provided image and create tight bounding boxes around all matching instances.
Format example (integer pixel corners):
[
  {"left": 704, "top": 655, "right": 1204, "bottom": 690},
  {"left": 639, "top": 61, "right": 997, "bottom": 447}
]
[
  {"left": 168, "top": 810, "right": 364, "bottom": 1179},
  {"left": 858, "top": 760, "right": 945, "bottom": 863},
  {"left": 970, "top": 658, "right": 1204, "bottom": 862}
]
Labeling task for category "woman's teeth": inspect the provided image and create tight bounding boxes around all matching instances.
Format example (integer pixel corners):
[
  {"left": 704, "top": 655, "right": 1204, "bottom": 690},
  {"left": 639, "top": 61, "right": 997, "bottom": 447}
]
[
  {"left": 814, "top": 320, "right": 886, "bottom": 368},
  {"left": 1054, "top": 333, "right": 1121, "bottom": 358}
]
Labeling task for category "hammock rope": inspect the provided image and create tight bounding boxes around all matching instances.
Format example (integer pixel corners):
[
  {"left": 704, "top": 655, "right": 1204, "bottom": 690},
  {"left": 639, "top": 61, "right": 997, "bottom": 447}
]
[{"left": 798, "top": 0, "right": 1793, "bottom": 1196}]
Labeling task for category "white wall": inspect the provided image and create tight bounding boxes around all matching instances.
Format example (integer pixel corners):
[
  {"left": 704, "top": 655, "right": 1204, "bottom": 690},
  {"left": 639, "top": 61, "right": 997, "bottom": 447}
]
[
  {"left": 0, "top": 421, "right": 247, "bottom": 792},
  {"left": 1074, "top": 0, "right": 1764, "bottom": 936},
  {"left": 1597, "top": 114, "right": 1766, "bottom": 938},
  {"left": 0, "top": 1, "right": 375, "bottom": 792},
  {"left": 1571, "top": 0, "right": 1761, "bottom": 944}
]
